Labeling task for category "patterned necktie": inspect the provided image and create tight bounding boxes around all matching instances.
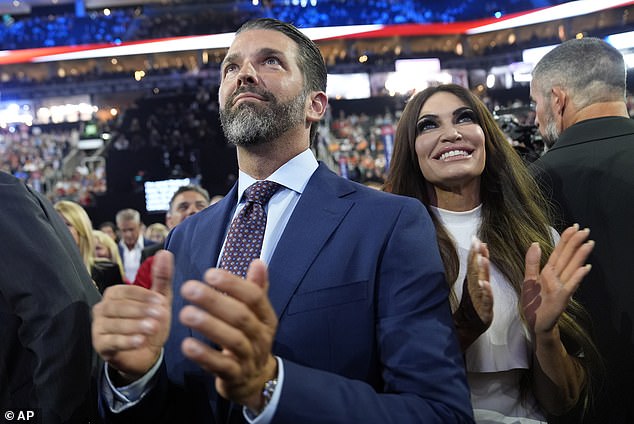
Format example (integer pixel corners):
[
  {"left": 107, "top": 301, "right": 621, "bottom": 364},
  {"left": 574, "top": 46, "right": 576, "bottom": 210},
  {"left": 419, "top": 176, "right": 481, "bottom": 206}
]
[{"left": 219, "top": 180, "right": 282, "bottom": 278}]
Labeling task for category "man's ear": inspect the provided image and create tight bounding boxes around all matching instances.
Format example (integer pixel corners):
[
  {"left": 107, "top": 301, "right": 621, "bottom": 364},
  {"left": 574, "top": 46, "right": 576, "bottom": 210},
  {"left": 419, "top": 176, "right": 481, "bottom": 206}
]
[
  {"left": 306, "top": 91, "right": 328, "bottom": 124},
  {"left": 551, "top": 86, "right": 567, "bottom": 116}
]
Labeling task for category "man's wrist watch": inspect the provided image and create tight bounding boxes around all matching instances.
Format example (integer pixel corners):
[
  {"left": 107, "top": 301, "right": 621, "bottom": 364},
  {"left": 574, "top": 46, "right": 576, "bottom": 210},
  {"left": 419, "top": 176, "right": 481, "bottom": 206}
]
[{"left": 261, "top": 378, "right": 278, "bottom": 411}]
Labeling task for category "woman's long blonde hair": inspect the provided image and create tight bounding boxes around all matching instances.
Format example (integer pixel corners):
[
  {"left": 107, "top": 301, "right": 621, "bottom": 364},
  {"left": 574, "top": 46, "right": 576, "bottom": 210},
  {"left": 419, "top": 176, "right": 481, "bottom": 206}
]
[
  {"left": 93, "top": 229, "right": 125, "bottom": 278},
  {"left": 54, "top": 200, "right": 95, "bottom": 272}
]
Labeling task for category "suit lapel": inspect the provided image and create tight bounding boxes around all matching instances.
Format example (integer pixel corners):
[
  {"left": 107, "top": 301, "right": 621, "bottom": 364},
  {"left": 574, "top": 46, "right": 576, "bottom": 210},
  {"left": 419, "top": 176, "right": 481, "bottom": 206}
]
[
  {"left": 267, "top": 164, "right": 356, "bottom": 318},
  {"left": 187, "top": 168, "right": 358, "bottom": 321},
  {"left": 189, "top": 184, "right": 238, "bottom": 278},
  {"left": 184, "top": 186, "right": 239, "bottom": 364}
]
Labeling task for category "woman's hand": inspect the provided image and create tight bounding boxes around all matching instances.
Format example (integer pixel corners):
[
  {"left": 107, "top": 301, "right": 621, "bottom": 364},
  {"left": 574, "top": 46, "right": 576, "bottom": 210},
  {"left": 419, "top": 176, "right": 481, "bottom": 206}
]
[
  {"left": 521, "top": 225, "right": 594, "bottom": 336},
  {"left": 465, "top": 236, "right": 494, "bottom": 328},
  {"left": 453, "top": 236, "right": 493, "bottom": 351}
]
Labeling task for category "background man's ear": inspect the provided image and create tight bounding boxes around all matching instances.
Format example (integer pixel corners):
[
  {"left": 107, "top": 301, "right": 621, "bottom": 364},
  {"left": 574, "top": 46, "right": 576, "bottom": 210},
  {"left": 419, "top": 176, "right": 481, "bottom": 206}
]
[{"left": 551, "top": 87, "right": 567, "bottom": 115}]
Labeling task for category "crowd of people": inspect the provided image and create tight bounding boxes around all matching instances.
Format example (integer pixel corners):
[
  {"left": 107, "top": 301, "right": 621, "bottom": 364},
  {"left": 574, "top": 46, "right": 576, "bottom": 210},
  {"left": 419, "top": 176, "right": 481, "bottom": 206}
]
[
  {"left": 1, "top": 85, "right": 556, "bottom": 210},
  {"left": 0, "top": 8, "right": 135, "bottom": 50},
  {"left": 5, "top": 85, "right": 634, "bottom": 213},
  {"left": 259, "top": 0, "right": 478, "bottom": 28},
  {"left": 318, "top": 107, "right": 396, "bottom": 184},
  {"left": 1, "top": 17, "right": 633, "bottom": 424},
  {"left": 47, "top": 184, "right": 212, "bottom": 297},
  {"left": 0, "top": 123, "right": 108, "bottom": 206},
  {"left": 0, "top": 0, "right": 558, "bottom": 51},
  {"left": 0, "top": 124, "right": 71, "bottom": 195}
]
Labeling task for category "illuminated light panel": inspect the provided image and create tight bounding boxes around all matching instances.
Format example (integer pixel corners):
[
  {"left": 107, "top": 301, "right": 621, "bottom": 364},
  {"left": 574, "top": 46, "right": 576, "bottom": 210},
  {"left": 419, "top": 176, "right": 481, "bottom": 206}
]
[
  {"left": 466, "top": 0, "right": 634, "bottom": 34},
  {"left": 32, "top": 25, "right": 385, "bottom": 63},
  {"left": 606, "top": 30, "right": 634, "bottom": 49},
  {"left": 522, "top": 44, "right": 558, "bottom": 64},
  {"left": 32, "top": 33, "right": 237, "bottom": 63},
  {"left": 301, "top": 24, "right": 384, "bottom": 39}
]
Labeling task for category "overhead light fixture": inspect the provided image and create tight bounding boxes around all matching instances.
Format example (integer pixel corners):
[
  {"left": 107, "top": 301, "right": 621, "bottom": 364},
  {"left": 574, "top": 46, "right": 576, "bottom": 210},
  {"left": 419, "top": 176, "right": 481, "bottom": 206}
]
[
  {"left": 467, "top": 0, "right": 634, "bottom": 34},
  {"left": 606, "top": 30, "right": 634, "bottom": 49}
]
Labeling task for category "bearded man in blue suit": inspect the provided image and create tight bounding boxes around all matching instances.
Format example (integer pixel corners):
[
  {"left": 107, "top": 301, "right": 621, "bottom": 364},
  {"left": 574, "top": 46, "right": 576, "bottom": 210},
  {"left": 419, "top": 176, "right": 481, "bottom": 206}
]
[{"left": 92, "top": 18, "right": 473, "bottom": 424}]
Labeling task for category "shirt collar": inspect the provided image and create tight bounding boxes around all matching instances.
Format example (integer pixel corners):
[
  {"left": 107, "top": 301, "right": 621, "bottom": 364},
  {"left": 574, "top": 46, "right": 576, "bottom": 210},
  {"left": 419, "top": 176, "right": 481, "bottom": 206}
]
[
  {"left": 236, "top": 149, "right": 318, "bottom": 202},
  {"left": 120, "top": 234, "right": 144, "bottom": 250}
]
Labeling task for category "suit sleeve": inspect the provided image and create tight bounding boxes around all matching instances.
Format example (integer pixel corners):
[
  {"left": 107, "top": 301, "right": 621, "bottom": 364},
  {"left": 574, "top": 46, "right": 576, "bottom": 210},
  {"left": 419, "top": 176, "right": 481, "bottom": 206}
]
[
  {"left": 274, "top": 199, "right": 474, "bottom": 423},
  {"left": 0, "top": 179, "right": 101, "bottom": 423}
]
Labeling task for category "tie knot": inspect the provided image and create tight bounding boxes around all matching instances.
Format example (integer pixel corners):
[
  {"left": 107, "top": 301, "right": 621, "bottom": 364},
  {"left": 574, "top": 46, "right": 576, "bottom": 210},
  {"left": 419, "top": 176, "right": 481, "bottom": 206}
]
[{"left": 244, "top": 180, "right": 281, "bottom": 205}]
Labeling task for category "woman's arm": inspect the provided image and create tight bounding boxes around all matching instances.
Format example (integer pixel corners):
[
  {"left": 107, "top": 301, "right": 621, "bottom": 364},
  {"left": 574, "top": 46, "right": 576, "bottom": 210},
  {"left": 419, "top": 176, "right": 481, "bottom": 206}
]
[
  {"left": 453, "top": 237, "right": 494, "bottom": 351},
  {"left": 521, "top": 225, "right": 593, "bottom": 414},
  {"left": 532, "top": 326, "right": 586, "bottom": 414}
]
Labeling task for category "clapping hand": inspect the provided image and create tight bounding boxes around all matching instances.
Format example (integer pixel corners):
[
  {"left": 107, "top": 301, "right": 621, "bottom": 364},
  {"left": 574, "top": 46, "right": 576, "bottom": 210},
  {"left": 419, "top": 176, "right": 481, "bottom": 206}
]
[
  {"left": 521, "top": 225, "right": 594, "bottom": 336},
  {"left": 179, "top": 259, "right": 279, "bottom": 413},
  {"left": 465, "top": 236, "right": 494, "bottom": 328},
  {"left": 92, "top": 250, "right": 174, "bottom": 382},
  {"left": 453, "top": 236, "right": 494, "bottom": 351}
]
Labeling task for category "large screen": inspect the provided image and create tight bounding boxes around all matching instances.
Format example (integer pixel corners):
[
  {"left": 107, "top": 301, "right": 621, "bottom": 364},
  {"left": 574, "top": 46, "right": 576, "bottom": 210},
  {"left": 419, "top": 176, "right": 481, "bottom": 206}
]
[
  {"left": 326, "top": 73, "right": 371, "bottom": 99},
  {"left": 144, "top": 178, "right": 192, "bottom": 212}
]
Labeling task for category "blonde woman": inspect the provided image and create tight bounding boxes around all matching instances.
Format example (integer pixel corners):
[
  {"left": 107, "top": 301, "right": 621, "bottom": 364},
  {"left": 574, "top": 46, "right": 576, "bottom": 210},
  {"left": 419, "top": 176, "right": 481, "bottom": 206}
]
[
  {"left": 54, "top": 200, "right": 124, "bottom": 293},
  {"left": 144, "top": 222, "right": 169, "bottom": 245},
  {"left": 54, "top": 200, "right": 96, "bottom": 271},
  {"left": 93, "top": 229, "right": 126, "bottom": 283}
]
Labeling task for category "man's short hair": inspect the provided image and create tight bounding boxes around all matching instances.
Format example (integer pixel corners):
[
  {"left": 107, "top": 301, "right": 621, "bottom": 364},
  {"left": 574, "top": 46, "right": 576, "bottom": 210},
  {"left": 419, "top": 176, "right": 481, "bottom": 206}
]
[
  {"left": 99, "top": 221, "right": 117, "bottom": 232},
  {"left": 235, "top": 18, "right": 328, "bottom": 144},
  {"left": 115, "top": 208, "right": 141, "bottom": 224},
  {"left": 168, "top": 185, "right": 211, "bottom": 212},
  {"left": 532, "top": 37, "right": 626, "bottom": 109}
]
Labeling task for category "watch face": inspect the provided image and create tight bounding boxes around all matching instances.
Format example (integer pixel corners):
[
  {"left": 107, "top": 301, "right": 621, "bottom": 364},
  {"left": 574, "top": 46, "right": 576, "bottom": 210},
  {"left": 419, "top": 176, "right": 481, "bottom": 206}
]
[{"left": 262, "top": 378, "right": 278, "bottom": 405}]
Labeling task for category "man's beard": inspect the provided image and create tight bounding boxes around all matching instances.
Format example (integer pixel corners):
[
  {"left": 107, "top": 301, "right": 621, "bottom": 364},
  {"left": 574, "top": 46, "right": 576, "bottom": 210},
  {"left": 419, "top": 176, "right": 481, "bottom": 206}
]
[
  {"left": 541, "top": 109, "right": 560, "bottom": 148},
  {"left": 220, "top": 87, "right": 307, "bottom": 146}
]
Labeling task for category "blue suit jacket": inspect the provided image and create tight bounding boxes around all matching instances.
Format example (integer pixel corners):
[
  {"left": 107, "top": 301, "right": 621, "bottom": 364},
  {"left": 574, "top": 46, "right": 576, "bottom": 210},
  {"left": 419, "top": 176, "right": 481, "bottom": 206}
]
[{"left": 102, "top": 164, "right": 473, "bottom": 423}]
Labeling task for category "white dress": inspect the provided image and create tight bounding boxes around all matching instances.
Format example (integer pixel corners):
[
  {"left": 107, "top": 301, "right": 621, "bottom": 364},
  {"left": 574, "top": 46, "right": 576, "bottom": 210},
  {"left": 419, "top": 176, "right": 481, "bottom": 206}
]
[{"left": 432, "top": 205, "right": 547, "bottom": 424}]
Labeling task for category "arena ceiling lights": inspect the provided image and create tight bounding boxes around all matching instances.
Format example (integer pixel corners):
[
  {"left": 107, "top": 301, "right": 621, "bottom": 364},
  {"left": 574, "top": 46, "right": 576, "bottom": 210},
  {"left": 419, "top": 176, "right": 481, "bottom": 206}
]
[
  {"left": 0, "top": 0, "right": 632, "bottom": 65},
  {"left": 465, "top": 0, "right": 634, "bottom": 34}
]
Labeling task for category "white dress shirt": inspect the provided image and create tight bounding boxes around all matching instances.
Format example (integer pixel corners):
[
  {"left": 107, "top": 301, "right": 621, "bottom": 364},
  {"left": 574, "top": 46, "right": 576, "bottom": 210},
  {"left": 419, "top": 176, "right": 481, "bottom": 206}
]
[
  {"left": 120, "top": 234, "right": 145, "bottom": 282},
  {"left": 222, "top": 148, "right": 319, "bottom": 267}
]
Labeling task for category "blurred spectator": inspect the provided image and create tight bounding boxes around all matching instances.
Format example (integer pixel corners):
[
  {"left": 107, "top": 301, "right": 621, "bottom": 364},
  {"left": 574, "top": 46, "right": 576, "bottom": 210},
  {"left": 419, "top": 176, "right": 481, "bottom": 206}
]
[
  {"left": 115, "top": 208, "right": 154, "bottom": 282},
  {"left": 54, "top": 200, "right": 97, "bottom": 274},
  {"left": 322, "top": 109, "right": 395, "bottom": 185},
  {"left": 134, "top": 184, "right": 210, "bottom": 289},
  {"left": 54, "top": 200, "right": 125, "bottom": 293},
  {"left": 93, "top": 229, "right": 127, "bottom": 284},
  {"left": 0, "top": 125, "right": 70, "bottom": 196},
  {"left": 0, "top": 8, "right": 135, "bottom": 50},
  {"left": 210, "top": 194, "right": 225, "bottom": 204},
  {"left": 98, "top": 221, "right": 119, "bottom": 243},
  {"left": 144, "top": 222, "right": 169, "bottom": 244}
]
